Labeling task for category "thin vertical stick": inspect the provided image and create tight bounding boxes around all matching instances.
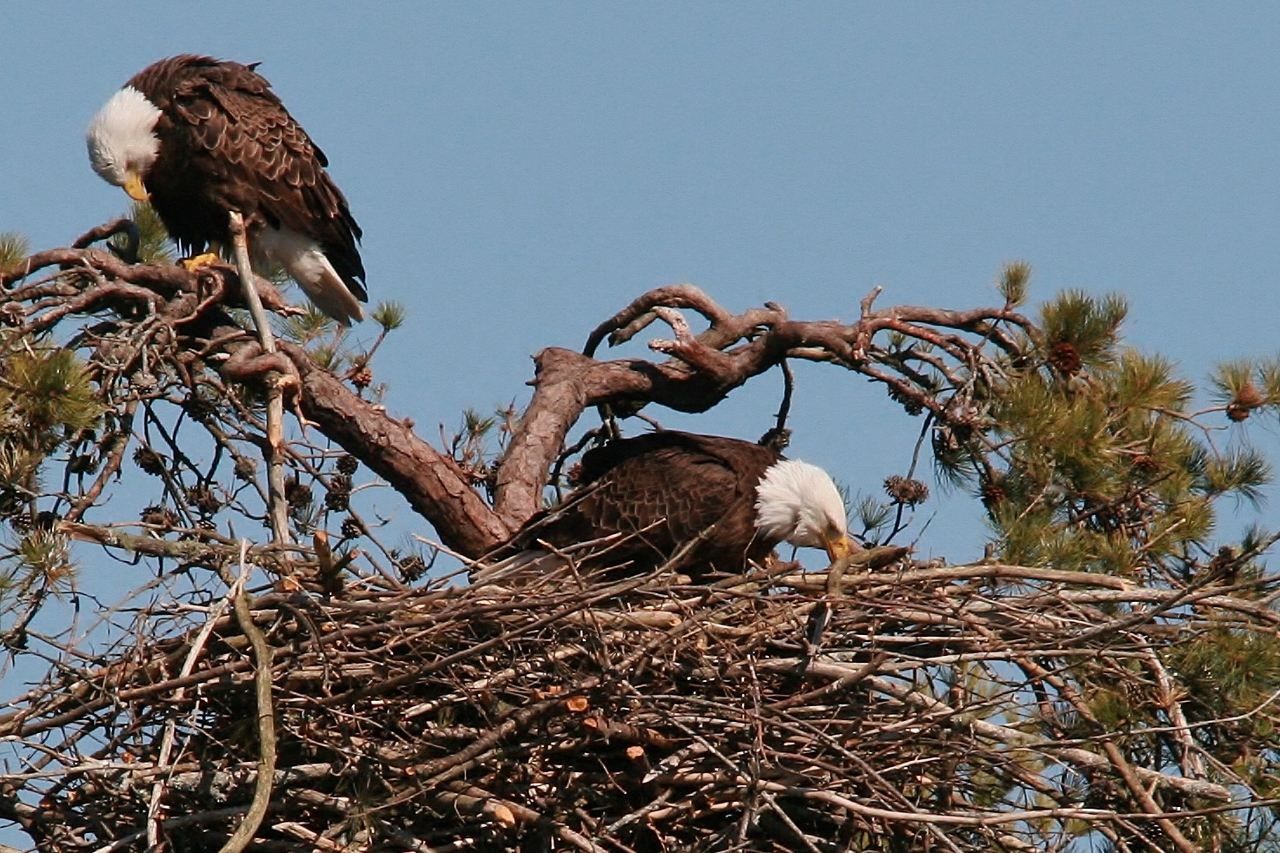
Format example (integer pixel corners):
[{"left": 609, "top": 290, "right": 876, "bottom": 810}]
[
  {"left": 146, "top": 585, "right": 238, "bottom": 847},
  {"left": 215, "top": 540, "right": 277, "bottom": 853},
  {"left": 227, "top": 211, "right": 291, "bottom": 547}
]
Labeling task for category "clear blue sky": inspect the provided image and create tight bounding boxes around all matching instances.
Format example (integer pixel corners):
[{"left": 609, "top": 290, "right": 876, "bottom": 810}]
[{"left": 4, "top": 3, "right": 1280, "bottom": 561}]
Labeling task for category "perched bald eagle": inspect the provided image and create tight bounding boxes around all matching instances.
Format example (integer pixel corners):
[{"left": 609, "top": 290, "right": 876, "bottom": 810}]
[
  {"left": 86, "top": 55, "right": 367, "bottom": 325},
  {"left": 481, "top": 431, "right": 853, "bottom": 582}
]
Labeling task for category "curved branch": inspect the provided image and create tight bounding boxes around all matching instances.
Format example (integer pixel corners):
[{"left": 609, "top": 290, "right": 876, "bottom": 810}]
[
  {"left": 494, "top": 298, "right": 1028, "bottom": 528},
  {"left": 3, "top": 239, "right": 1030, "bottom": 563},
  {"left": 584, "top": 284, "right": 739, "bottom": 357},
  {"left": 216, "top": 546, "right": 276, "bottom": 853},
  {"left": 281, "top": 342, "right": 512, "bottom": 557}
]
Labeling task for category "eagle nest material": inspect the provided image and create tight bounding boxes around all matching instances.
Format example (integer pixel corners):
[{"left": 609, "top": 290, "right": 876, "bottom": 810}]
[{"left": 0, "top": 545, "right": 1260, "bottom": 853}]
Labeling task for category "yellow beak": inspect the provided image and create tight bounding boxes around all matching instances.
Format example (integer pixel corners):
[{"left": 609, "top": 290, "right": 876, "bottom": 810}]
[
  {"left": 124, "top": 171, "right": 149, "bottom": 202},
  {"left": 823, "top": 533, "right": 855, "bottom": 563}
]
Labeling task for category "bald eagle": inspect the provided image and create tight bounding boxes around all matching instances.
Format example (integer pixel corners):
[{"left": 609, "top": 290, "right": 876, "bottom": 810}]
[
  {"left": 482, "top": 431, "right": 853, "bottom": 582},
  {"left": 86, "top": 55, "right": 367, "bottom": 325}
]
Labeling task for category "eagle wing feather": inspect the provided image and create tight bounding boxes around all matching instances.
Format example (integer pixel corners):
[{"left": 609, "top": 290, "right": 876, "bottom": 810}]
[
  {"left": 509, "top": 432, "right": 782, "bottom": 575},
  {"left": 131, "top": 56, "right": 366, "bottom": 301}
]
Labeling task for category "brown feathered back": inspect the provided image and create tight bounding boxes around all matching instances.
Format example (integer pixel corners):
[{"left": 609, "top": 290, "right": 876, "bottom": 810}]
[
  {"left": 505, "top": 431, "right": 784, "bottom": 577},
  {"left": 128, "top": 55, "right": 366, "bottom": 303}
]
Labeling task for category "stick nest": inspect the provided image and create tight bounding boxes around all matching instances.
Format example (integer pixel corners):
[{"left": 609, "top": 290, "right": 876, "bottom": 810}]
[{"left": 1, "top": 548, "right": 1271, "bottom": 852}]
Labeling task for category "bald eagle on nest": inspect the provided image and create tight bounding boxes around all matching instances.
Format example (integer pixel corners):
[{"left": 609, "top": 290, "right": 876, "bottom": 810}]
[
  {"left": 86, "top": 55, "right": 367, "bottom": 325},
  {"left": 481, "top": 431, "right": 854, "bottom": 582}
]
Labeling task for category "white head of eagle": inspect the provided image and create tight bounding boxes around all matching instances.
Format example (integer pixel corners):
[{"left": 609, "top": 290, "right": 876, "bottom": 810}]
[
  {"left": 754, "top": 459, "right": 853, "bottom": 561},
  {"left": 86, "top": 86, "right": 162, "bottom": 201},
  {"left": 84, "top": 55, "right": 368, "bottom": 326}
]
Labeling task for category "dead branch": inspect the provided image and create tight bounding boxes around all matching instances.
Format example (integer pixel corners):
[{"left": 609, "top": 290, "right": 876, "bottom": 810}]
[
  {"left": 494, "top": 286, "right": 1031, "bottom": 528},
  {"left": 215, "top": 544, "right": 278, "bottom": 853},
  {"left": 228, "top": 210, "right": 292, "bottom": 550},
  {"left": 282, "top": 339, "right": 513, "bottom": 556},
  {"left": 1, "top": 234, "right": 1031, "bottom": 558}
]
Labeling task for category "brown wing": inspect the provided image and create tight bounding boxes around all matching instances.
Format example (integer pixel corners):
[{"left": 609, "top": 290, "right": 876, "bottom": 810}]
[
  {"left": 131, "top": 56, "right": 366, "bottom": 300},
  {"left": 512, "top": 432, "right": 782, "bottom": 575}
]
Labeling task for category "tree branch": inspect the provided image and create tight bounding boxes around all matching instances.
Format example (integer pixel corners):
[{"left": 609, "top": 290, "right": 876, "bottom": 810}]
[
  {"left": 227, "top": 211, "right": 291, "bottom": 549},
  {"left": 215, "top": 544, "right": 277, "bottom": 853},
  {"left": 4, "top": 239, "right": 1033, "bottom": 558},
  {"left": 281, "top": 341, "right": 512, "bottom": 557}
]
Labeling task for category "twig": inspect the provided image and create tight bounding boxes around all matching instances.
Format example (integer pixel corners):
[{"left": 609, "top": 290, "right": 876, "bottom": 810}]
[
  {"left": 227, "top": 210, "right": 291, "bottom": 548},
  {"left": 146, "top": 579, "right": 239, "bottom": 847},
  {"left": 214, "top": 541, "right": 277, "bottom": 853}
]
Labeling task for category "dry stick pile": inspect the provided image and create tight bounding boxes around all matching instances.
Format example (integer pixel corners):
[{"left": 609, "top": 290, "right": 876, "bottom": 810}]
[{"left": 2, "top": 544, "right": 1271, "bottom": 853}]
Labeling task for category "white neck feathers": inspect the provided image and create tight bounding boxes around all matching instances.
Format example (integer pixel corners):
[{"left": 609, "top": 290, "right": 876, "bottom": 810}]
[
  {"left": 86, "top": 86, "right": 162, "bottom": 186},
  {"left": 754, "top": 459, "right": 848, "bottom": 549}
]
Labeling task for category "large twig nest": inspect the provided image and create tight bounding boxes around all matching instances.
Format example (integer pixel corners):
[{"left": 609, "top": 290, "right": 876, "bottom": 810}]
[{"left": 2, "top": 545, "right": 1258, "bottom": 852}]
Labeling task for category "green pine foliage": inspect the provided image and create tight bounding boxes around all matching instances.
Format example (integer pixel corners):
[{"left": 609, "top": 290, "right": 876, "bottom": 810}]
[
  {"left": 3, "top": 349, "right": 103, "bottom": 443},
  {"left": 1210, "top": 356, "right": 1280, "bottom": 422},
  {"left": 0, "top": 346, "right": 102, "bottom": 614},
  {"left": 1170, "top": 629, "right": 1280, "bottom": 723},
  {"left": 997, "top": 259, "right": 1031, "bottom": 307},
  {"left": 0, "top": 231, "right": 30, "bottom": 276},
  {"left": 279, "top": 302, "right": 405, "bottom": 405},
  {"left": 282, "top": 309, "right": 348, "bottom": 373},
  {"left": 1167, "top": 628, "right": 1280, "bottom": 811},
  {"left": 6, "top": 529, "right": 73, "bottom": 589},
  {"left": 930, "top": 288, "right": 1273, "bottom": 580},
  {"left": 1038, "top": 288, "right": 1127, "bottom": 371},
  {"left": 372, "top": 300, "right": 406, "bottom": 331},
  {"left": 851, "top": 489, "right": 894, "bottom": 540}
]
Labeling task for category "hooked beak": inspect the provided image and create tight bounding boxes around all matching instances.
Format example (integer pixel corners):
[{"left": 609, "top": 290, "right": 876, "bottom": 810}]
[
  {"left": 823, "top": 532, "right": 855, "bottom": 564},
  {"left": 124, "top": 171, "right": 149, "bottom": 202}
]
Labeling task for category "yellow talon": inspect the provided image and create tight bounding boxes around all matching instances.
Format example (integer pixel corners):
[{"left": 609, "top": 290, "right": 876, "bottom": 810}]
[{"left": 181, "top": 252, "right": 223, "bottom": 272}]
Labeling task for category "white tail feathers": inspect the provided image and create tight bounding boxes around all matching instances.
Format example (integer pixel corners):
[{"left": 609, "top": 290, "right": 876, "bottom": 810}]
[{"left": 253, "top": 226, "right": 365, "bottom": 325}]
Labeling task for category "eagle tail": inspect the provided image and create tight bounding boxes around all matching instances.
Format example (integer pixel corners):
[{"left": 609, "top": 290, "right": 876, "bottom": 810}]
[{"left": 254, "top": 227, "right": 366, "bottom": 326}]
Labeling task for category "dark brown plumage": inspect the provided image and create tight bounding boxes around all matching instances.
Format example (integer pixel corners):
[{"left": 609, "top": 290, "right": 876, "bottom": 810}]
[
  {"left": 87, "top": 55, "right": 366, "bottom": 323},
  {"left": 506, "top": 431, "right": 785, "bottom": 576}
]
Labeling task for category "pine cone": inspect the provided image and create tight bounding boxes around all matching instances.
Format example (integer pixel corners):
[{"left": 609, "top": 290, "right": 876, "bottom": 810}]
[
  {"left": 884, "top": 475, "right": 930, "bottom": 506},
  {"left": 399, "top": 554, "right": 427, "bottom": 582},
  {"left": 182, "top": 394, "right": 217, "bottom": 421},
  {"left": 285, "top": 478, "right": 314, "bottom": 509},
  {"left": 350, "top": 366, "right": 373, "bottom": 389},
  {"left": 1227, "top": 382, "right": 1263, "bottom": 422},
  {"left": 185, "top": 486, "right": 222, "bottom": 516},
  {"left": 325, "top": 474, "right": 352, "bottom": 512},
  {"left": 233, "top": 457, "right": 258, "bottom": 481},
  {"left": 141, "top": 505, "right": 179, "bottom": 529},
  {"left": 980, "top": 477, "right": 1006, "bottom": 510},
  {"left": 1047, "top": 342, "right": 1083, "bottom": 376},
  {"left": 133, "top": 447, "right": 166, "bottom": 476}
]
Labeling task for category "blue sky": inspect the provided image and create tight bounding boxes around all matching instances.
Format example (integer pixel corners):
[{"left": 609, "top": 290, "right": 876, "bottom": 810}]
[{"left": 4, "top": 3, "right": 1280, "bottom": 563}]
